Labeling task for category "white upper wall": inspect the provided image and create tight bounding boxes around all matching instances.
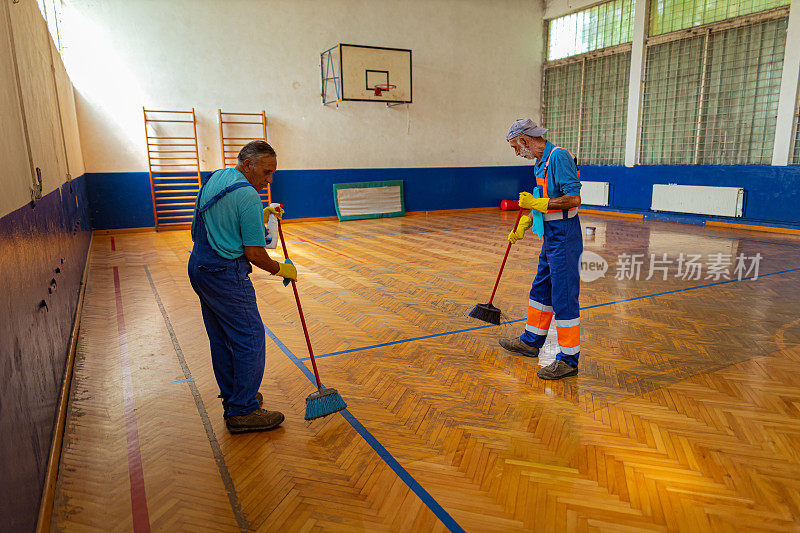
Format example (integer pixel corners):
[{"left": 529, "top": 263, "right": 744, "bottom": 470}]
[
  {"left": 544, "top": 0, "right": 604, "bottom": 20},
  {"left": 58, "top": 0, "right": 546, "bottom": 173}
]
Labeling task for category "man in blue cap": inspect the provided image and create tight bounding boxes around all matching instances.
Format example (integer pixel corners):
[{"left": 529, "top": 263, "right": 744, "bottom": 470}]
[
  {"left": 188, "top": 140, "right": 297, "bottom": 432},
  {"left": 499, "top": 119, "right": 583, "bottom": 380}
]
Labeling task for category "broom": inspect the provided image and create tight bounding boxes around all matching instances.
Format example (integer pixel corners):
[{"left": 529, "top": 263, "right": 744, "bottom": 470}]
[
  {"left": 468, "top": 208, "right": 524, "bottom": 325},
  {"left": 276, "top": 220, "right": 347, "bottom": 420}
]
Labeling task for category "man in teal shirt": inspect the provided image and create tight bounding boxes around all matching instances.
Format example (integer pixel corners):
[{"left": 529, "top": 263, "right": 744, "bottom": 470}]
[{"left": 188, "top": 141, "right": 296, "bottom": 433}]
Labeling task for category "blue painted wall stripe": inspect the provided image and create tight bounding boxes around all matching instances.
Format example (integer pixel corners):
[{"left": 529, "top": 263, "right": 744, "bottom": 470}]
[
  {"left": 262, "top": 324, "right": 466, "bottom": 533},
  {"left": 85, "top": 165, "right": 800, "bottom": 231}
]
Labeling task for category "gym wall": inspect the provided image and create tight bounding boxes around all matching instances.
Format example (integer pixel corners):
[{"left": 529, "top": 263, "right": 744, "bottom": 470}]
[
  {"left": 0, "top": 1, "right": 89, "bottom": 530},
  {"left": 55, "top": 0, "right": 545, "bottom": 227}
]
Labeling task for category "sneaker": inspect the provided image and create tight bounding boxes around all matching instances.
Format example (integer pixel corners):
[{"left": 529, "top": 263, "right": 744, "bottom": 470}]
[
  {"left": 537, "top": 360, "right": 578, "bottom": 380},
  {"left": 226, "top": 408, "right": 284, "bottom": 433},
  {"left": 498, "top": 337, "right": 540, "bottom": 357},
  {"left": 223, "top": 392, "right": 264, "bottom": 420}
]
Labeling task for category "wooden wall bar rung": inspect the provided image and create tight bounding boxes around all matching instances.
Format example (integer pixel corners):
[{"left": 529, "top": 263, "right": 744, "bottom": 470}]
[
  {"left": 143, "top": 109, "right": 193, "bottom": 114},
  {"left": 148, "top": 143, "right": 197, "bottom": 147},
  {"left": 220, "top": 111, "right": 263, "bottom": 116}
]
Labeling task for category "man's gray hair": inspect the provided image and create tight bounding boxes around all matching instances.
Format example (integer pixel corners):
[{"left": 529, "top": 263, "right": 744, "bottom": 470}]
[{"left": 237, "top": 140, "right": 276, "bottom": 164}]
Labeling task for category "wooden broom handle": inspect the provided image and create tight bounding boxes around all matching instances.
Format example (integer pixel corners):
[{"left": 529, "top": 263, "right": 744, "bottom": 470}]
[
  {"left": 488, "top": 209, "right": 523, "bottom": 305},
  {"left": 277, "top": 220, "right": 323, "bottom": 389}
]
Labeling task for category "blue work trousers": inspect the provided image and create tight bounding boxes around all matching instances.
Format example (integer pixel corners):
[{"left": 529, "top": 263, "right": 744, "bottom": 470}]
[
  {"left": 520, "top": 214, "right": 582, "bottom": 366},
  {"left": 188, "top": 196, "right": 265, "bottom": 416}
]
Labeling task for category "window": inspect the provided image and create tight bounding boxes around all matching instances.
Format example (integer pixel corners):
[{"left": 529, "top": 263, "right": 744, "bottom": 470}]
[
  {"left": 650, "top": 0, "right": 790, "bottom": 36},
  {"left": 640, "top": 37, "right": 704, "bottom": 164},
  {"left": 543, "top": 62, "right": 582, "bottom": 152},
  {"left": 544, "top": 53, "right": 631, "bottom": 165},
  {"left": 547, "top": 0, "right": 634, "bottom": 60},
  {"left": 579, "top": 52, "right": 631, "bottom": 165},
  {"left": 36, "top": 0, "right": 63, "bottom": 50},
  {"left": 640, "top": 16, "right": 787, "bottom": 165},
  {"left": 699, "top": 18, "right": 786, "bottom": 164}
]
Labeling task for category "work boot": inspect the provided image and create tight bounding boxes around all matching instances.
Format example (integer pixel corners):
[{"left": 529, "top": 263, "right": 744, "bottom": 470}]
[
  {"left": 226, "top": 408, "right": 284, "bottom": 433},
  {"left": 537, "top": 360, "right": 578, "bottom": 380},
  {"left": 223, "top": 392, "right": 264, "bottom": 420},
  {"left": 498, "top": 337, "right": 540, "bottom": 357}
]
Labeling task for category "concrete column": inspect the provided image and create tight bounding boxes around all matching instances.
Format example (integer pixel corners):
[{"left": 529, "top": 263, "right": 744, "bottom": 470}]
[
  {"left": 623, "top": 0, "right": 650, "bottom": 167},
  {"left": 772, "top": 0, "right": 800, "bottom": 166}
]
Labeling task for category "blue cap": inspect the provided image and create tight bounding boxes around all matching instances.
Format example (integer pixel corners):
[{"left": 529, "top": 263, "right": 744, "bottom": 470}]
[{"left": 507, "top": 118, "right": 547, "bottom": 140}]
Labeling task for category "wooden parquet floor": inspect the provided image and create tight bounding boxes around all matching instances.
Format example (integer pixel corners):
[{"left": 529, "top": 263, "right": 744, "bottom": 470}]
[{"left": 53, "top": 211, "right": 800, "bottom": 532}]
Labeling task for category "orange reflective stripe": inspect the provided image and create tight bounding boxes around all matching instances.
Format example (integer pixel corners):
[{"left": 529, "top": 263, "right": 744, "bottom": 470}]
[
  {"left": 536, "top": 178, "right": 549, "bottom": 199},
  {"left": 527, "top": 306, "right": 553, "bottom": 331},
  {"left": 556, "top": 324, "right": 580, "bottom": 348}
]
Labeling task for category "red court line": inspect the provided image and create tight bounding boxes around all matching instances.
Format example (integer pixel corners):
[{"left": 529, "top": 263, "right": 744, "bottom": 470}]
[
  {"left": 283, "top": 231, "right": 367, "bottom": 264},
  {"left": 110, "top": 236, "right": 116, "bottom": 251},
  {"left": 113, "top": 267, "right": 151, "bottom": 532}
]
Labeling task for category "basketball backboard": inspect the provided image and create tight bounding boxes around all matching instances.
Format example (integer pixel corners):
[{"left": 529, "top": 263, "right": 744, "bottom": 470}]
[{"left": 338, "top": 44, "right": 412, "bottom": 104}]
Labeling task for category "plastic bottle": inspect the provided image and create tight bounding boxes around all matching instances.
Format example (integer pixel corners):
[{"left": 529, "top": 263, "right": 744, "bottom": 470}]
[{"left": 265, "top": 203, "right": 281, "bottom": 249}]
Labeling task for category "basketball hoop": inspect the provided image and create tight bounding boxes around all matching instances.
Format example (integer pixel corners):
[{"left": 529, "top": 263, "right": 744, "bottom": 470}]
[{"left": 373, "top": 83, "right": 396, "bottom": 96}]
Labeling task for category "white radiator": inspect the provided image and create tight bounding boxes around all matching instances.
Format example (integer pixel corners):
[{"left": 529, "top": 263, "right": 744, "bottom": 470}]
[
  {"left": 651, "top": 184, "right": 744, "bottom": 217},
  {"left": 580, "top": 181, "right": 610, "bottom": 206}
]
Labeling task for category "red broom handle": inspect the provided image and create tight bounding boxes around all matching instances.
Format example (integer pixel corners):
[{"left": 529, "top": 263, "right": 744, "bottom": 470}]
[
  {"left": 488, "top": 209, "right": 524, "bottom": 305},
  {"left": 277, "top": 220, "right": 323, "bottom": 389}
]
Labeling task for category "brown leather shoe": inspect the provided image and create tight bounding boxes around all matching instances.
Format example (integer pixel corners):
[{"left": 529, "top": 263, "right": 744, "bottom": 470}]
[
  {"left": 223, "top": 392, "right": 263, "bottom": 420},
  {"left": 537, "top": 360, "right": 578, "bottom": 380},
  {"left": 498, "top": 337, "right": 540, "bottom": 357},
  {"left": 226, "top": 408, "right": 284, "bottom": 433}
]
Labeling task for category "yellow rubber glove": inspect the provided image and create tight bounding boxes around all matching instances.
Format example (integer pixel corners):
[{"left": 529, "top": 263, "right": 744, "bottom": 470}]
[
  {"left": 263, "top": 205, "right": 285, "bottom": 223},
  {"left": 508, "top": 215, "right": 533, "bottom": 244},
  {"left": 274, "top": 259, "right": 297, "bottom": 281},
  {"left": 519, "top": 192, "right": 550, "bottom": 213}
]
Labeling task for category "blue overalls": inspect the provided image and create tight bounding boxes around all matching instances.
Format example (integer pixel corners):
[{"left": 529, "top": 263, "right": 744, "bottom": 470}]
[
  {"left": 519, "top": 147, "right": 582, "bottom": 367},
  {"left": 188, "top": 174, "right": 265, "bottom": 416}
]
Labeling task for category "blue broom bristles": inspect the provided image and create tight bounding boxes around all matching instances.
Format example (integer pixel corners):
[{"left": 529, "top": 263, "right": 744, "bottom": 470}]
[{"left": 305, "top": 387, "right": 347, "bottom": 420}]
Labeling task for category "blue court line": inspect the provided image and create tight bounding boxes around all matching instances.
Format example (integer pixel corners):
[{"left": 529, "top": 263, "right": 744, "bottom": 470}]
[
  {"left": 170, "top": 378, "right": 195, "bottom": 384},
  {"left": 303, "top": 266, "right": 800, "bottom": 361},
  {"left": 263, "top": 324, "right": 465, "bottom": 533},
  {"left": 283, "top": 223, "right": 509, "bottom": 245}
]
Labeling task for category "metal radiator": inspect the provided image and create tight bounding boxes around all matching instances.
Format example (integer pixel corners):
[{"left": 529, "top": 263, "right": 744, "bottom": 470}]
[
  {"left": 579, "top": 181, "right": 610, "bottom": 206},
  {"left": 651, "top": 184, "right": 744, "bottom": 217}
]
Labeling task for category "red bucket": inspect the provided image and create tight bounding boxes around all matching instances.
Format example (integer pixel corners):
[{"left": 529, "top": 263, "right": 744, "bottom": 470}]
[{"left": 500, "top": 199, "right": 519, "bottom": 211}]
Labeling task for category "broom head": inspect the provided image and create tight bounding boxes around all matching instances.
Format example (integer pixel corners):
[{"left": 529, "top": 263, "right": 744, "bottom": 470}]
[
  {"left": 305, "top": 386, "right": 347, "bottom": 420},
  {"left": 469, "top": 302, "right": 502, "bottom": 325}
]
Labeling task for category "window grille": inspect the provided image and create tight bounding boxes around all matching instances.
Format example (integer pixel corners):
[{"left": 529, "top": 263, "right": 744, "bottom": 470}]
[
  {"left": 640, "top": 16, "right": 787, "bottom": 165},
  {"left": 699, "top": 18, "right": 786, "bottom": 164},
  {"left": 544, "top": 51, "right": 630, "bottom": 165},
  {"left": 650, "top": 0, "right": 790, "bottom": 36},
  {"left": 543, "top": 62, "right": 582, "bottom": 153},
  {"left": 640, "top": 36, "right": 704, "bottom": 164},
  {"left": 580, "top": 52, "right": 631, "bottom": 165},
  {"left": 547, "top": 0, "right": 634, "bottom": 60}
]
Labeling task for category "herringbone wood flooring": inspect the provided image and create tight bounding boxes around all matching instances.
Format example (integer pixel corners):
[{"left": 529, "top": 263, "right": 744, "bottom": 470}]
[{"left": 53, "top": 211, "right": 800, "bottom": 531}]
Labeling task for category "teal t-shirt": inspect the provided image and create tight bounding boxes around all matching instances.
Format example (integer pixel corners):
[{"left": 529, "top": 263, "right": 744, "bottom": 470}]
[{"left": 190, "top": 168, "right": 265, "bottom": 259}]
